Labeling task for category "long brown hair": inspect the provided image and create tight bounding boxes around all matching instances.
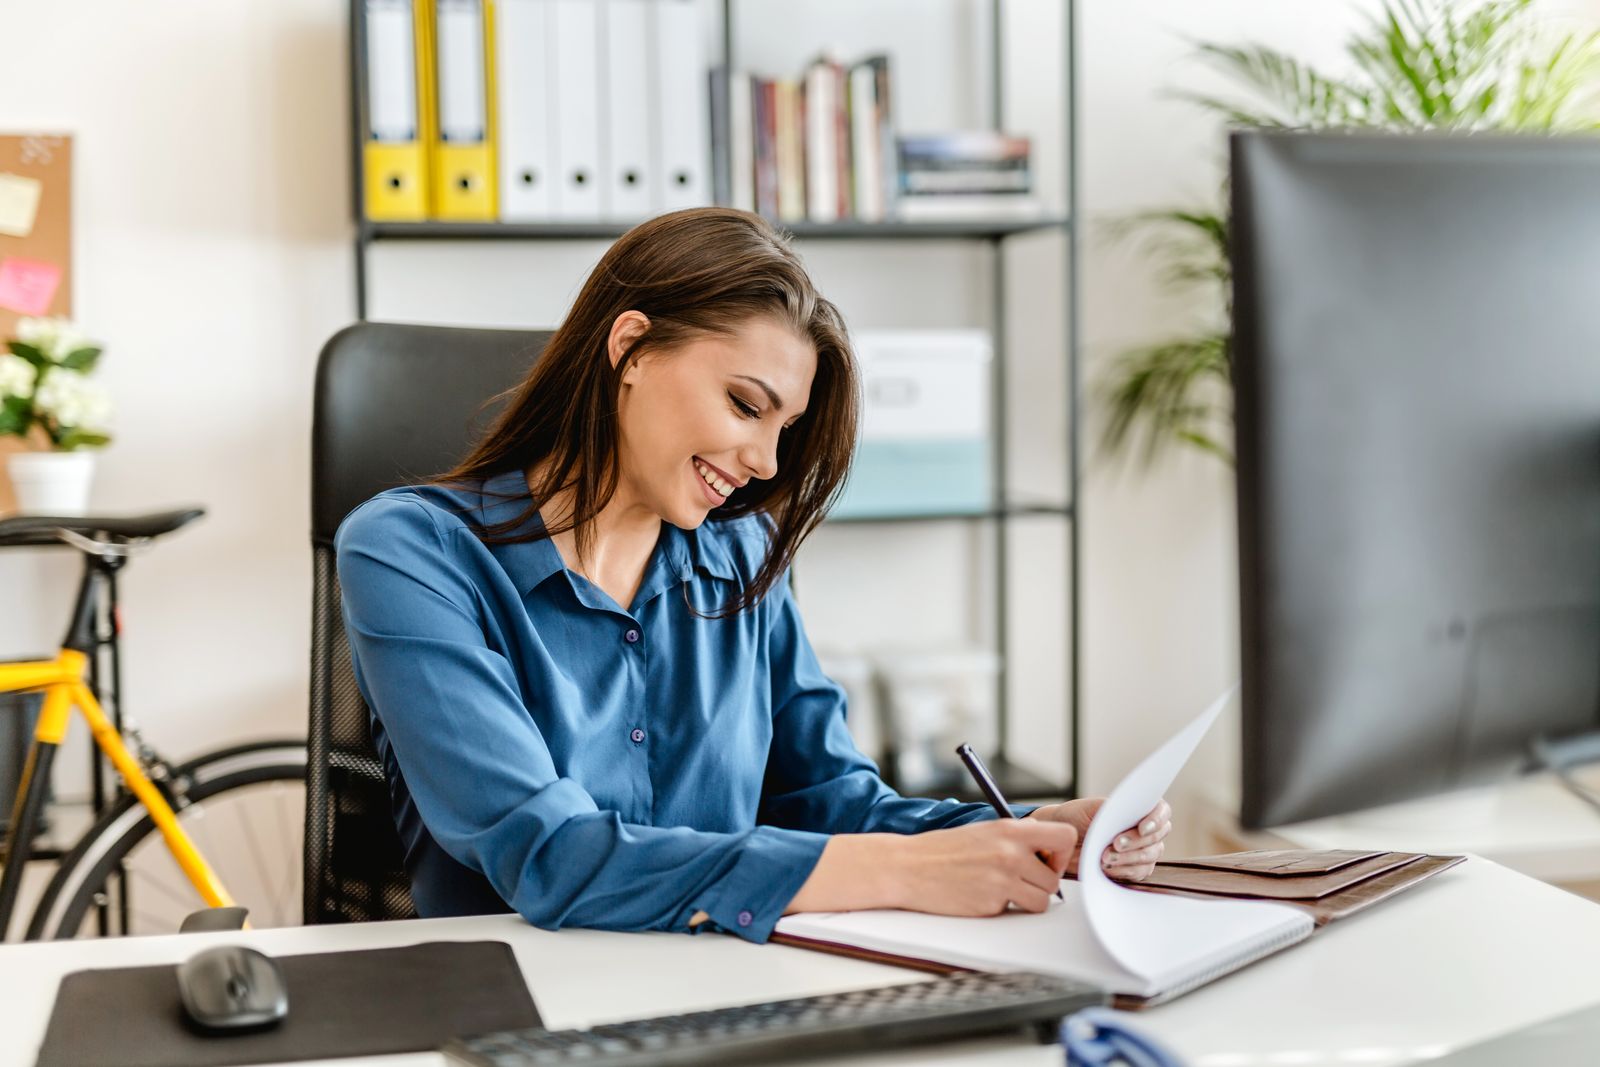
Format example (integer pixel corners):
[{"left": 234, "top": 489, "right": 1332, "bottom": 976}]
[{"left": 433, "top": 207, "right": 859, "bottom": 617}]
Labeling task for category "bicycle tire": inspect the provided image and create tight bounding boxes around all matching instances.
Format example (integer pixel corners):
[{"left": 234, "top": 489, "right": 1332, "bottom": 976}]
[{"left": 25, "top": 739, "right": 307, "bottom": 940}]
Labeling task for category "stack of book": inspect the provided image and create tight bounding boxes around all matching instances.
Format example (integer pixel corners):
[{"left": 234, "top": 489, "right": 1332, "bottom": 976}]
[
  {"left": 894, "top": 131, "right": 1042, "bottom": 221},
  {"left": 712, "top": 53, "right": 895, "bottom": 223}
]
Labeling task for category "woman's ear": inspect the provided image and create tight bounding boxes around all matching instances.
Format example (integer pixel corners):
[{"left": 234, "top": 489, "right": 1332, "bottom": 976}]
[{"left": 608, "top": 310, "right": 651, "bottom": 375}]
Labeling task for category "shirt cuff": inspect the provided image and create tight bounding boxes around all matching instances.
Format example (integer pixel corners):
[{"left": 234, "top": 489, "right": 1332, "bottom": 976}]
[{"left": 693, "top": 825, "right": 829, "bottom": 944}]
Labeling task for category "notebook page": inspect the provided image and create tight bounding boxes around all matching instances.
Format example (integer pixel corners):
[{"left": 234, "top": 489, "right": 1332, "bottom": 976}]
[
  {"left": 775, "top": 881, "right": 1145, "bottom": 993},
  {"left": 1079, "top": 687, "right": 1313, "bottom": 990}
]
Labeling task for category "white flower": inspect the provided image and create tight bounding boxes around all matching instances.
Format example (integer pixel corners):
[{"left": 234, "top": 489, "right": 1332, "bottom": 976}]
[
  {"left": 33, "top": 369, "right": 112, "bottom": 431},
  {"left": 15, "top": 317, "right": 92, "bottom": 363},
  {"left": 0, "top": 353, "right": 36, "bottom": 399}
]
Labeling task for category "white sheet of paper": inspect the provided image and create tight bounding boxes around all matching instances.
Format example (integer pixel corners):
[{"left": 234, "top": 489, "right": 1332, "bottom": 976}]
[
  {"left": 0, "top": 173, "right": 42, "bottom": 237},
  {"left": 1079, "top": 686, "right": 1306, "bottom": 985}
]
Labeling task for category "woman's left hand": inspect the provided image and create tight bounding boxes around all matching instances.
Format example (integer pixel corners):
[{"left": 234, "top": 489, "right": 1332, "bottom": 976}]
[{"left": 1025, "top": 797, "right": 1172, "bottom": 882}]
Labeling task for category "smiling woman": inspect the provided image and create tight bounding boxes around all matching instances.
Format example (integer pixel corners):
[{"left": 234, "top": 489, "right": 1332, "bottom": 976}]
[
  {"left": 428, "top": 207, "right": 860, "bottom": 619},
  {"left": 332, "top": 207, "right": 1168, "bottom": 945}
]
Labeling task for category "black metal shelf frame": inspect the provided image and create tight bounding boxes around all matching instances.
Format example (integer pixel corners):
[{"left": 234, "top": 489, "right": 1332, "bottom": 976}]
[{"left": 347, "top": 0, "right": 1081, "bottom": 802}]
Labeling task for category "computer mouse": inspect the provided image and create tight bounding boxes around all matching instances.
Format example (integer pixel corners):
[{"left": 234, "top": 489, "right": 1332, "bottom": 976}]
[{"left": 176, "top": 944, "right": 289, "bottom": 1033}]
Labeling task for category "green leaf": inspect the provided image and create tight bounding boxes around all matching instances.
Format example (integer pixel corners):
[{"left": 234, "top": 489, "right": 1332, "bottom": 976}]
[
  {"left": 7, "top": 341, "right": 48, "bottom": 369},
  {"left": 59, "top": 346, "right": 102, "bottom": 372},
  {"left": 55, "top": 429, "right": 111, "bottom": 451},
  {"left": 0, "top": 395, "right": 28, "bottom": 437}
]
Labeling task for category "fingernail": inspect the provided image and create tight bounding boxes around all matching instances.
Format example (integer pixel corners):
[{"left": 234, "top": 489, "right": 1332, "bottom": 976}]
[
  {"left": 1140, "top": 820, "right": 1157, "bottom": 835},
  {"left": 1116, "top": 834, "right": 1131, "bottom": 850}
]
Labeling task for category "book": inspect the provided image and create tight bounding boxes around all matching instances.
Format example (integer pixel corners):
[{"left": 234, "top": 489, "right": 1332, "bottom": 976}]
[
  {"left": 898, "top": 131, "right": 1032, "bottom": 197},
  {"left": 775, "top": 690, "right": 1317, "bottom": 1006},
  {"left": 893, "top": 193, "right": 1046, "bottom": 223}
]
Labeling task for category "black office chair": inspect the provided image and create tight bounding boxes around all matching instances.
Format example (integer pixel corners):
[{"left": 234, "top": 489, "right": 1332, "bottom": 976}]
[{"left": 304, "top": 321, "right": 552, "bottom": 924}]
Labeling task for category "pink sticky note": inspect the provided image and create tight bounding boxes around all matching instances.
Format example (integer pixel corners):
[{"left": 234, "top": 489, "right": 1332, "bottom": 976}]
[{"left": 0, "top": 256, "right": 62, "bottom": 316}]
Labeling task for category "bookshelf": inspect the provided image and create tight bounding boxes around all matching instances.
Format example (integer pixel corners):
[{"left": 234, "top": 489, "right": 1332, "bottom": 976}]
[{"left": 347, "top": 0, "right": 1080, "bottom": 804}]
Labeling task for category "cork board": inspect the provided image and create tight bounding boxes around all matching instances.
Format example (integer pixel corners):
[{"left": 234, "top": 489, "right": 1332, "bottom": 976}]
[{"left": 0, "top": 133, "right": 73, "bottom": 511}]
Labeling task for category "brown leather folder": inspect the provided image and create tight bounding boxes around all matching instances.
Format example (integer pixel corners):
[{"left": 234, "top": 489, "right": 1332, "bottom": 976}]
[{"left": 1134, "top": 849, "right": 1466, "bottom": 925}]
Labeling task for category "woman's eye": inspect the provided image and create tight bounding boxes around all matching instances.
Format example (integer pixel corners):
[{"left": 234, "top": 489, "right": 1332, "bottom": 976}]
[{"left": 729, "top": 393, "right": 760, "bottom": 419}]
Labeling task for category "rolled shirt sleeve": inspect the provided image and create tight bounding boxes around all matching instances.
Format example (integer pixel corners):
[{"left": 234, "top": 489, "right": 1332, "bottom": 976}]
[{"left": 336, "top": 496, "right": 825, "bottom": 942}]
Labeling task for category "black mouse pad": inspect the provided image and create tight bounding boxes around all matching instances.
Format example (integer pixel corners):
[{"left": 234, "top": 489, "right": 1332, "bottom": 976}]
[{"left": 34, "top": 939, "right": 541, "bottom": 1067}]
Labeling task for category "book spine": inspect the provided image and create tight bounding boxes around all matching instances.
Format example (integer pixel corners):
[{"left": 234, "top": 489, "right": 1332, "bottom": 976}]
[
  {"left": 708, "top": 66, "right": 731, "bottom": 207},
  {"left": 755, "top": 76, "right": 778, "bottom": 218},
  {"left": 803, "top": 62, "right": 835, "bottom": 222},
  {"left": 833, "top": 60, "right": 850, "bottom": 220},
  {"left": 729, "top": 71, "right": 755, "bottom": 211},
  {"left": 777, "top": 78, "right": 805, "bottom": 221}
]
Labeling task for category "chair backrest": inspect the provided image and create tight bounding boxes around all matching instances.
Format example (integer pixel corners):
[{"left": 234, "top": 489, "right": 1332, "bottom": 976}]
[{"left": 305, "top": 321, "right": 551, "bottom": 924}]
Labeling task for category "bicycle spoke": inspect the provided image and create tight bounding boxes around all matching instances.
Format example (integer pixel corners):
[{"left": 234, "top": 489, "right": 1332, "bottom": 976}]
[
  {"left": 230, "top": 795, "right": 279, "bottom": 926},
  {"left": 123, "top": 858, "right": 196, "bottom": 912},
  {"left": 271, "top": 786, "right": 300, "bottom": 922}
]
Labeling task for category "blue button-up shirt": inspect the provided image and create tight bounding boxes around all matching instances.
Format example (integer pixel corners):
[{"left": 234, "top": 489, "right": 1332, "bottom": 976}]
[{"left": 334, "top": 470, "right": 1017, "bottom": 943}]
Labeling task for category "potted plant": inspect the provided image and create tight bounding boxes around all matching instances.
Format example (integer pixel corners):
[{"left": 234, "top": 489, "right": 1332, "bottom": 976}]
[
  {"left": 0, "top": 317, "right": 113, "bottom": 515},
  {"left": 1102, "top": 0, "right": 1600, "bottom": 466}
]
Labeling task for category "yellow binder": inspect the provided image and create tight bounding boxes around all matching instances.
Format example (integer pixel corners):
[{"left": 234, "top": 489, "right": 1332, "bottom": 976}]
[
  {"left": 426, "top": 0, "right": 498, "bottom": 220},
  {"left": 362, "top": 0, "right": 431, "bottom": 221}
]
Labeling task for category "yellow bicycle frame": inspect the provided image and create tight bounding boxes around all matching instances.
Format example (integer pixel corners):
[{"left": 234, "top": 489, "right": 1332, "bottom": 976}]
[{"left": 0, "top": 649, "right": 235, "bottom": 910}]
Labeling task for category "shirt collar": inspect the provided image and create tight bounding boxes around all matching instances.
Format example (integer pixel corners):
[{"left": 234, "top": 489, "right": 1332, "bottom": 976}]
[
  {"left": 473, "top": 469, "right": 566, "bottom": 595},
  {"left": 470, "top": 469, "right": 740, "bottom": 599},
  {"left": 689, "top": 523, "right": 739, "bottom": 582}
]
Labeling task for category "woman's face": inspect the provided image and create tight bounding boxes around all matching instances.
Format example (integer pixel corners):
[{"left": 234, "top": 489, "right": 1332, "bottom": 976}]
[{"left": 612, "top": 312, "right": 817, "bottom": 529}]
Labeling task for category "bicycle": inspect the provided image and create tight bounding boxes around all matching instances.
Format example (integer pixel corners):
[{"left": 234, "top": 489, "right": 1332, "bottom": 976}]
[{"left": 0, "top": 508, "right": 306, "bottom": 940}]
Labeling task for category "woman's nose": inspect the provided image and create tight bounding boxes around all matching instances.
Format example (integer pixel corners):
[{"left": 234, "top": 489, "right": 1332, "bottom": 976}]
[{"left": 741, "top": 431, "right": 780, "bottom": 482}]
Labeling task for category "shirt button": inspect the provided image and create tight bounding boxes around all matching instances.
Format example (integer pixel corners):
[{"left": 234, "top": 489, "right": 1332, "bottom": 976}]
[
  {"left": 624, "top": 628, "right": 640, "bottom": 644},
  {"left": 630, "top": 727, "right": 645, "bottom": 744},
  {"left": 737, "top": 910, "right": 753, "bottom": 928}
]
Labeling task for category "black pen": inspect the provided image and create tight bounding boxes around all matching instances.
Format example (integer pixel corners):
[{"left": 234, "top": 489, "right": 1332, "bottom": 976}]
[{"left": 955, "top": 743, "right": 1065, "bottom": 902}]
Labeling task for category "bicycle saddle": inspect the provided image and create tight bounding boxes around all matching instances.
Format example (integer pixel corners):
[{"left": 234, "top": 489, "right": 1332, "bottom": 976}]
[{"left": 0, "top": 508, "right": 205, "bottom": 548}]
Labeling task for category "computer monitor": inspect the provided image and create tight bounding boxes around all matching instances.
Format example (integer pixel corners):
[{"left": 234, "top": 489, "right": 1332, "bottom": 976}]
[{"left": 1230, "top": 130, "right": 1600, "bottom": 829}]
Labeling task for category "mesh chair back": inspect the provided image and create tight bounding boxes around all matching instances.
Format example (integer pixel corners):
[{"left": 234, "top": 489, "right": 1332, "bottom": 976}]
[{"left": 306, "top": 322, "right": 551, "bottom": 924}]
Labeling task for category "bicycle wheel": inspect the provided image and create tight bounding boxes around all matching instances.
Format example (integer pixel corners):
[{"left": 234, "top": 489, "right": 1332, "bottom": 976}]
[{"left": 26, "top": 739, "right": 307, "bottom": 939}]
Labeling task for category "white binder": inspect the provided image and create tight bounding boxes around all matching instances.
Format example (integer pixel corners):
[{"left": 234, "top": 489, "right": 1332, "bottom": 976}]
[
  {"left": 603, "top": 0, "right": 655, "bottom": 220},
  {"left": 551, "top": 0, "right": 604, "bottom": 218},
  {"left": 652, "top": 0, "right": 710, "bottom": 212},
  {"left": 496, "top": 0, "right": 555, "bottom": 220}
]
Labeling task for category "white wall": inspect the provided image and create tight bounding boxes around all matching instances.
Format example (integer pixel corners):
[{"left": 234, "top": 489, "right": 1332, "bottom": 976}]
[
  {"left": 0, "top": 0, "right": 354, "bottom": 796},
  {"left": 6, "top": 0, "right": 1597, "bottom": 857}
]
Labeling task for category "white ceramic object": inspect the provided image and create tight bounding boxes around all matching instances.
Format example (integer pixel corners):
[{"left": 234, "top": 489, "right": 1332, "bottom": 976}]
[{"left": 7, "top": 450, "right": 95, "bottom": 515}]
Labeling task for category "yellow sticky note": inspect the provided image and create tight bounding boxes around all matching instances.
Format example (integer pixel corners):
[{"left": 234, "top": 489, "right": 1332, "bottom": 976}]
[{"left": 0, "top": 173, "right": 43, "bottom": 238}]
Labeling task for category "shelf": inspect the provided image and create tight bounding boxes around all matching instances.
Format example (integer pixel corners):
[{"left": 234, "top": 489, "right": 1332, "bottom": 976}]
[
  {"left": 899, "top": 758, "right": 1073, "bottom": 804},
  {"left": 362, "top": 216, "right": 1071, "bottom": 242},
  {"left": 827, "top": 501, "right": 1072, "bottom": 526}
]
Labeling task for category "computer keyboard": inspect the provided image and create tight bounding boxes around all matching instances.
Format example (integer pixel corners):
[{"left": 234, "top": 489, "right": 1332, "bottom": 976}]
[{"left": 441, "top": 969, "right": 1103, "bottom": 1066}]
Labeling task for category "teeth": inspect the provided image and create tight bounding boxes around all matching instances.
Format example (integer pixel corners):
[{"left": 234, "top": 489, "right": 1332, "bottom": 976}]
[{"left": 694, "top": 459, "right": 733, "bottom": 497}]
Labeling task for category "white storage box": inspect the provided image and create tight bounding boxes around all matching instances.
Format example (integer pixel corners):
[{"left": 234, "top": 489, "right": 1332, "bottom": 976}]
[{"left": 832, "top": 331, "right": 993, "bottom": 519}]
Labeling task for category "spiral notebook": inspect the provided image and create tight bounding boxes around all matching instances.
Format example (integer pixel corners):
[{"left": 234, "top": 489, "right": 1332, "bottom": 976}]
[{"left": 774, "top": 690, "right": 1315, "bottom": 1006}]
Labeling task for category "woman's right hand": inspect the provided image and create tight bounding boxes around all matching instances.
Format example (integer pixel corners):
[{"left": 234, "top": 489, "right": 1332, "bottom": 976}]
[
  {"left": 785, "top": 820, "right": 1078, "bottom": 918},
  {"left": 887, "top": 820, "right": 1077, "bottom": 915}
]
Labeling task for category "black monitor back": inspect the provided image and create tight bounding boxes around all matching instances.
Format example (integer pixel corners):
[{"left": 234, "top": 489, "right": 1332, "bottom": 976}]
[{"left": 1231, "top": 130, "right": 1600, "bottom": 829}]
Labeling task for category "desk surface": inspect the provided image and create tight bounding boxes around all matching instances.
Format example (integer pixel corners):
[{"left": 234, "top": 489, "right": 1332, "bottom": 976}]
[{"left": 3, "top": 858, "right": 1598, "bottom": 1067}]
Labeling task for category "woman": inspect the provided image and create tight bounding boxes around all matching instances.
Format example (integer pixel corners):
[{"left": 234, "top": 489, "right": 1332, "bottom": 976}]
[{"left": 335, "top": 207, "right": 1170, "bottom": 942}]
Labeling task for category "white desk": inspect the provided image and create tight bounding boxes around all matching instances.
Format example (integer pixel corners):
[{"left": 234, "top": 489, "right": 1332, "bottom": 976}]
[{"left": 4, "top": 858, "right": 1599, "bottom": 1067}]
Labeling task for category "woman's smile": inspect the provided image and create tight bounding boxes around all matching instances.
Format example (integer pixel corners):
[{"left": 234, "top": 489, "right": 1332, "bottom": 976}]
[{"left": 692, "top": 456, "right": 738, "bottom": 506}]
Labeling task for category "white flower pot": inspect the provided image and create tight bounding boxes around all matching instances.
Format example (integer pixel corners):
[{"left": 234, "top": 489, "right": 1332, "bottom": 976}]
[{"left": 7, "top": 450, "right": 96, "bottom": 516}]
